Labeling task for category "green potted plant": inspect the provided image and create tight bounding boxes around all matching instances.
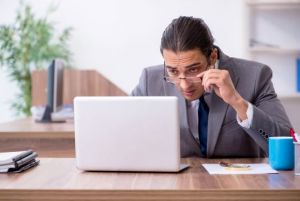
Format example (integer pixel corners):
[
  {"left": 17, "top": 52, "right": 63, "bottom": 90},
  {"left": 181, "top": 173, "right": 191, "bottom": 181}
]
[{"left": 0, "top": 2, "right": 72, "bottom": 116}]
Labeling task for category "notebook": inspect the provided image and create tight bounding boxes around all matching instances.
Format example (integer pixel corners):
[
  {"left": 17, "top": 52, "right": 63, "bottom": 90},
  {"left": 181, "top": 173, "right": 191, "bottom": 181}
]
[
  {"left": 0, "top": 150, "right": 39, "bottom": 173},
  {"left": 0, "top": 150, "right": 33, "bottom": 165},
  {"left": 74, "top": 96, "right": 188, "bottom": 172}
]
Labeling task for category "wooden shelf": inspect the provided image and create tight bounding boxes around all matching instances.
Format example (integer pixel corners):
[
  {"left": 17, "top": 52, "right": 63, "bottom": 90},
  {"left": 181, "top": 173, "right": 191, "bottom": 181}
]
[
  {"left": 31, "top": 68, "right": 127, "bottom": 106},
  {"left": 247, "top": 0, "right": 300, "bottom": 10},
  {"left": 249, "top": 47, "right": 300, "bottom": 54}
]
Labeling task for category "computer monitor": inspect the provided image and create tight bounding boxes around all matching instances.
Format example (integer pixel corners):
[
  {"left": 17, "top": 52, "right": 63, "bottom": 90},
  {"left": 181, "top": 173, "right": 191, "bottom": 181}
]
[
  {"left": 38, "top": 59, "right": 64, "bottom": 122},
  {"left": 51, "top": 59, "right": 64, "bottom": 113}
]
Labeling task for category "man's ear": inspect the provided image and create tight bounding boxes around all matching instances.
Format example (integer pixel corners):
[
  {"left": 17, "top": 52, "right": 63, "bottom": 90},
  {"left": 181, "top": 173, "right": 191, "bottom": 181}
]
[{"left": 209, "top": 48, "right": 218, "bottom": 66}]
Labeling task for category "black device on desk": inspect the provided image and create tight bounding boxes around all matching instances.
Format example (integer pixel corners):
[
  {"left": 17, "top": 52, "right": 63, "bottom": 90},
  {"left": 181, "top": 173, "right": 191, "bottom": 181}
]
[
  {"left": 0, "top": 150, "right": 39, "bottom": 173},
  {"left": 38, "top": 59, "right": 64, "bottom": 123}
]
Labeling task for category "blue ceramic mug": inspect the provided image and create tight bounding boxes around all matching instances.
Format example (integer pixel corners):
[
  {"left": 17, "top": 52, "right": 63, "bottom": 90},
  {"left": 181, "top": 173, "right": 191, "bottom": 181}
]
[{"left": 269, "top": 136, "right": 294, "bottom": 170}]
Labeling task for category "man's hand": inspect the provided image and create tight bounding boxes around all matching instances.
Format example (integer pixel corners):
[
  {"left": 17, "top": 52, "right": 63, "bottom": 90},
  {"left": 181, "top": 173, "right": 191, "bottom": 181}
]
[{"left": 198, "top": 69, "right": 248, "bottom": 121}]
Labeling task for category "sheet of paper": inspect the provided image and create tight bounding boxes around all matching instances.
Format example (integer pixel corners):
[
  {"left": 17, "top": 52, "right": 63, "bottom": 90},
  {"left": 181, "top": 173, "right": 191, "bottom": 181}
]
[
  {"left": 202, "top": 163, "right": 278, "bottom": 175},
  {"left": 0, "top": 151, "right": 25, "bottom": 165}
]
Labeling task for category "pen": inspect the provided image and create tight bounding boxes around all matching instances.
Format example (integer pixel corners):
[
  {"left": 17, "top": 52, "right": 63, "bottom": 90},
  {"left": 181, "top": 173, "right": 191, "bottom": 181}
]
[
  {"left": 219, "top": 161, "right": 250, "bottom": 169},
  {"left": 290, "top": 128, "right": 298, "bottom": 142}
]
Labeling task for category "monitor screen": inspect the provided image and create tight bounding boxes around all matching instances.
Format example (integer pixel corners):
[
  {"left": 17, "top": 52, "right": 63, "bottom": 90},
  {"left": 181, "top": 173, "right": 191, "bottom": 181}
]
[
  {"left": 42, "top": 59, "right": 64, "bottom": 122},
  {"left": 52, "top": 59, "right": 64, "bottom": 113}
]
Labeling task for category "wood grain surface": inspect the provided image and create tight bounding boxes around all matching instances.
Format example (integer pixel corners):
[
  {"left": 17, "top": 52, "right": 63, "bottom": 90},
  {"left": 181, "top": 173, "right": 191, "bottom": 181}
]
[{"left": 0, "top": 158, "right": 299, "bottom": 201}]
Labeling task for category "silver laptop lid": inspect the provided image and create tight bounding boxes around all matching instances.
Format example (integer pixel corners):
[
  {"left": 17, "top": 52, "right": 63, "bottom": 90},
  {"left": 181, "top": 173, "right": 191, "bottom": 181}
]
[{"left": 74, "top": 96, "right": 181, "bottom": 172}]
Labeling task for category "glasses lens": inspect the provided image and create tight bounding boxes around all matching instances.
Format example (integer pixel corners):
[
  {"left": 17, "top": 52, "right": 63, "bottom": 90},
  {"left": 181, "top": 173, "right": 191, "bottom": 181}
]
[
  {"left": 186, "top": 77, "right": 202, "bottom": 83},
  {"left": 164, "top": 76, "right": 202, "bottom": 84},
  {"left": 164, "top": 77, "right": 176, "bottom": 84}
]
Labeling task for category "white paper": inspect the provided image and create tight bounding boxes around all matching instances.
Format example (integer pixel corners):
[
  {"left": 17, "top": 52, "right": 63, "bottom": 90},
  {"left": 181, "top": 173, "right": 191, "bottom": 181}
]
[
  {"left": 0, "top": 151, "right": 26, "bottom": 167},
  {"left": 202, "top": 163, "right": 278, "bottom": 175},
  {"left": 0, "top": 151, "right": 26, "bottom": 165}
]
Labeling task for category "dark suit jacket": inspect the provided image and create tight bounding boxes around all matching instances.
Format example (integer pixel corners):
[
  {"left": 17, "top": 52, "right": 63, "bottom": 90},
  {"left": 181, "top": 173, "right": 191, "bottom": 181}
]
[{"left": 131, "top": 48, "right": 292, "bottom": 158}]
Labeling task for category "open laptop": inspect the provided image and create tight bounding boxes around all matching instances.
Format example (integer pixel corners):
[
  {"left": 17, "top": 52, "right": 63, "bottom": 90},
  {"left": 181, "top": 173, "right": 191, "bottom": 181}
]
[{"left": 74, "top": 96, "right": 188, "bottom": 172}]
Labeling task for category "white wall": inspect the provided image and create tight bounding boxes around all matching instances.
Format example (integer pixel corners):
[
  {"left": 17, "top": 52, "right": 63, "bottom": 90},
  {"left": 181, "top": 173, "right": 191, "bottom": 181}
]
[
  {"left": 0, "top": 0, "right": 248, "bottom": 122},
  {"left": 0, "top": 69, "right": 18, "bottom": 122}
]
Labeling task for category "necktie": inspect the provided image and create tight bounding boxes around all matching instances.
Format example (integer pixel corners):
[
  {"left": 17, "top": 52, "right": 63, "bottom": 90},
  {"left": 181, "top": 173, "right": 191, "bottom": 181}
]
[{"left": 198, "top": 96, "right": 209, "bottom": 156}]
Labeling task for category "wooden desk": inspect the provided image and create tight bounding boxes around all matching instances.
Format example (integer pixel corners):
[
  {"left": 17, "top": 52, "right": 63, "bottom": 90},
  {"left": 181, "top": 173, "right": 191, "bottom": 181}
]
[
  {"left": 0, "top": 118, "right": 75, "bottom": 157},
  {"left": 0, "top": 158, "right": 299, "bottom": 201}
]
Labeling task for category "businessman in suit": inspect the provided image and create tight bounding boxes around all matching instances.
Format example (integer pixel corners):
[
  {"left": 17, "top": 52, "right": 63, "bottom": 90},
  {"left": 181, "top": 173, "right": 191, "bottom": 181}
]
[{"left": 131, "top": 16, "right": 292, "bottom": 158}]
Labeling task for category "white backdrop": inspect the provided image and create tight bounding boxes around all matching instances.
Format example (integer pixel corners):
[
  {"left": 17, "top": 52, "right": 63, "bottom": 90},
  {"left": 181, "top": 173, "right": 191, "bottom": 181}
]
[{"left": 0, "top": 0, "right": 248, "bottom": 122}]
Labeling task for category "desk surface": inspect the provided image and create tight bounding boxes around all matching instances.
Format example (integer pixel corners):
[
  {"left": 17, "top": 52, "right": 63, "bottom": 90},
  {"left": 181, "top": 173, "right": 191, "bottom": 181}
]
[
  {"left": 0, "top": 158, "right": 299, "bottom": 201},
  {"left": 0, "top": 118, "right": 75, "bottom": 157},
  {"left": 0, "top": 118, "right": 74, "bottom": 138}
]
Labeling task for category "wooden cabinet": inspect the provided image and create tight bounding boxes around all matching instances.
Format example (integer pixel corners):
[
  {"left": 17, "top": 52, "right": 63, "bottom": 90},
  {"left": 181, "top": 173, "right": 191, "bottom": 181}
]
[{"left": 31, "top": 68, "right": 127, "bottom": 106}]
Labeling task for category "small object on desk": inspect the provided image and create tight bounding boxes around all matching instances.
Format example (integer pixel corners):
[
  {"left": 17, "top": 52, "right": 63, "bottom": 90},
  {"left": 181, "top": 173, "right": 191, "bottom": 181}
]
[
  {"left": 31, "top": 106, "right": 47, "bottom": 121},
  {"left": 219, "top": 161, "right": 251, "bottom": 171},
  {"left": 0, "top": 150, "right": 39, "bottom": 173},
  {"left": 202, "top": 162, "right": 278, "bottom": 175},
  {"left": 31, "top": 104, "right": 74, "bottom": 122},
  {"left": 268, "top": 136, "right": 294, "bottom": 170},
  {"left": 51, "top": 104, "right": 74, "bottom": 122},
  {"left": 8, "top": 159, "right": 40, "bottom": 173},
  {"left": 0, "top": 150, "right": 33, "bottom": 165},
  {"left": 290, "top": 128, "right": 298, "bottom": 142},
  {"left": 294, "top": 142, "right": 300, "bottom": 175}
]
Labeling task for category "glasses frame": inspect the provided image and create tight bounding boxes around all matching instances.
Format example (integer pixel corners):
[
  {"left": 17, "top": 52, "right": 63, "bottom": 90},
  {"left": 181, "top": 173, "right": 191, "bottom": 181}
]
[{"left": 163, "top": 62, "right": 211, "bottom": 85}]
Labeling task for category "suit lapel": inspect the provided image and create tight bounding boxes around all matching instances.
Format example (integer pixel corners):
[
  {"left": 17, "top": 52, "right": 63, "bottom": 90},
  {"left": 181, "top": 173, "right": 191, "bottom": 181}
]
[
  {"left": 207, "top": 92, "right": 228, "bottom": 157},
  {"left": 207, "top": 50, "right": 240, "bottom": 157}
]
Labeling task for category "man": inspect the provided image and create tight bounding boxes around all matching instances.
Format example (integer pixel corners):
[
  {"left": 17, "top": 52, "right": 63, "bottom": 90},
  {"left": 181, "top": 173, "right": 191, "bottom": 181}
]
[{"left": 131, "top": 16, "right": 292, "bottom": 158}]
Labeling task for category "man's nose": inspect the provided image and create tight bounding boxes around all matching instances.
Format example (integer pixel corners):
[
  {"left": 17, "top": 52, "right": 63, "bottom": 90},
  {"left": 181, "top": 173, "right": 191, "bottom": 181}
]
[{"left": 178, "top": 78, "right": 192, "bottom": 90}]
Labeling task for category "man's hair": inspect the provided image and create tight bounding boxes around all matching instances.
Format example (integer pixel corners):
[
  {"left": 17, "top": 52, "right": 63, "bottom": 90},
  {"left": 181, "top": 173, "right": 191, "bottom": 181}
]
[{"left": 160, "top": 16, "right": 214, "bottom": 58}]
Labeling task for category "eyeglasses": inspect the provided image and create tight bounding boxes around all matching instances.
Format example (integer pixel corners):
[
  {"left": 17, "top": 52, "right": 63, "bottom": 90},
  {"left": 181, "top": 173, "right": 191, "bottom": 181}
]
[
  {"left": 164, "top": 76, "right": 202, "bottom": 84},
  {"left": 163, "top": 62, "right": 209, "bottom": 84}
]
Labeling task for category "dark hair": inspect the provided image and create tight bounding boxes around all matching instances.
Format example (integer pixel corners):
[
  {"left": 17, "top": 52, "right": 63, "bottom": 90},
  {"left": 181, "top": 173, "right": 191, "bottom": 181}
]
[{"left": 160, "top": 16, "right": 214, "bottom": 58}]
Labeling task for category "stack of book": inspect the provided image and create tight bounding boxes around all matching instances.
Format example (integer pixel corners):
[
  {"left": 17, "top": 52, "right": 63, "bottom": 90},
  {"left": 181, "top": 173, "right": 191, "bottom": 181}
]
[{"left": 0, "top": 150, "right": 39, "bottom": 173}]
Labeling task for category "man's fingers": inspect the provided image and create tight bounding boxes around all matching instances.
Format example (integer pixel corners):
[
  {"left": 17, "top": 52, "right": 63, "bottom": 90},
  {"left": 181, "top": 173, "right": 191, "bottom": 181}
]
[
  {"left": 203, "top": 77, "right": 221, "bottom": 92},
  {"left": 197, "top": 71, "right": 206, "bottom": 79},
  {"left": 202, "top": 71, "right": 221, "bottom": 85},
  {"left": 202, "top": 75, "right": 219, "bottom": 86},
  {"left": 198, "top": 69, "right": 229, "bottom": 92}
]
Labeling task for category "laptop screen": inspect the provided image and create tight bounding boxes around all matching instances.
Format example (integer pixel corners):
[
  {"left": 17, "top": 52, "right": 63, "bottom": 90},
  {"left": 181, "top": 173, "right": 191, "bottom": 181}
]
[{"left": 74, "top": 96, "right": 181, "bottom": 172}]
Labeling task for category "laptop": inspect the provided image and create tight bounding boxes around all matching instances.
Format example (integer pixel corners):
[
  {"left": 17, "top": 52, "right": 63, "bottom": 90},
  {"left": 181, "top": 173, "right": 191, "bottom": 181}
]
[{"left": 74, "top": 96, "right": 188, "bottom": 172}]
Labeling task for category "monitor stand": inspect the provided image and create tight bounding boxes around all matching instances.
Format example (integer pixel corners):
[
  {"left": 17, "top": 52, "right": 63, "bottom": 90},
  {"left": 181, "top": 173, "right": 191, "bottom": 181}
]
[{"left": 35, "top": 106, "right": 65, "bottom": 123}]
